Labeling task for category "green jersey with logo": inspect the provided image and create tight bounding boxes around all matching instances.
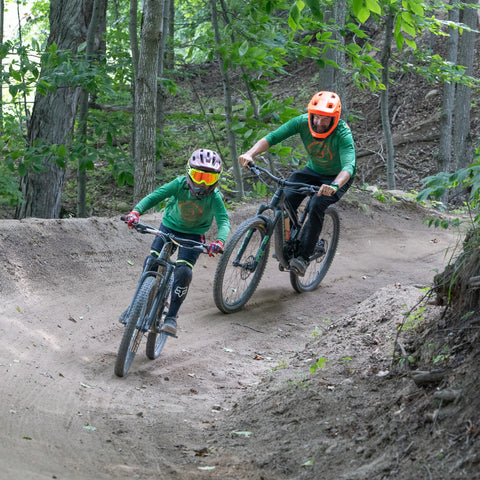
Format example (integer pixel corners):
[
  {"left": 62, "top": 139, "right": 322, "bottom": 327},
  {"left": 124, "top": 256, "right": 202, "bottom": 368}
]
[
  {"left": 265, "top": 114, "right": 356, "bottom": 177},
  {"left": 133, "top": 176, "right": 230, "bottom": 243}
]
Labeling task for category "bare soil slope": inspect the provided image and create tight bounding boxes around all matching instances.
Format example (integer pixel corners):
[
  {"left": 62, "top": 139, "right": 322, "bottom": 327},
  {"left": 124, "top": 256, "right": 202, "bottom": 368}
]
[{"left": 1, "top": 196, "right": 477, "bottom": 480}]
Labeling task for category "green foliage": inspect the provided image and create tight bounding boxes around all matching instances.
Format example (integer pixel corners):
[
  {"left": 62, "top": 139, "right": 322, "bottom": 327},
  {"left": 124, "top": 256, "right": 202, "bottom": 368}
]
[
  {"left": 0, "top": 161, "right": 22, "bottom": 206},
  {"left": 417, "top": 146, "right": 480, "bottom": 226},
  {"left": 309, "top": 357, "right": 326, "bottom": 373},
  {"left": 400, "top": 306, "right": 426, "bottom": 331},
  {"left": 1, "top": 0, "right": 478, "bottom": 216},
  {"left": 433, "top": 346, "right": 450, "bottom": 365}
]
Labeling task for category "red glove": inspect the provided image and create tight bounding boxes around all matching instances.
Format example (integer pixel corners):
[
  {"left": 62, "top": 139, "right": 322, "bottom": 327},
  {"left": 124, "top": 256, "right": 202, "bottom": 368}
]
[
  {"left": 125, "top": 211, "right": 139, "bottom": 228},
  {"left": 208, "top": 240, "right": 223, "bottom": 257}
]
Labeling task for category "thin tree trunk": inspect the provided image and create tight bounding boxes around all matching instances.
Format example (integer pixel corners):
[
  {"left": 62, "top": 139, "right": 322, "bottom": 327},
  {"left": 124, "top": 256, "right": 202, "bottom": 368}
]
[
  {"left": 133, "top": 0, "right": 163, "bottom": 203},
  {"left": 209, "top": 0, "right": 244, "bottom": 200},
  {"left": 77, "top": 0, "right": 107, "bottom": 217},
  {"left": 156, "top": 0, "right": 172, "bottom": 177},
  {"left": 437, "top": 0, "right": 459, "bottom": 204},
  {"left": 165, "top": 0, "right": 175, "bottom": 71},
  {"left": 317, "top": 10, "right": 335, "bottom": 91},
  {"left": 129, "top": 0, "right": 139, "bottom": 162},
  {"left": 15, "top": 1, "right": 28, "bottom": 121},
  {"left": 452, "top": 0, "right": 477, "bottom": 171},
  {"left": 333, "top": 0, "right": 347, "bottom": 120},
  {"left": 381, "top": 10, "right": 396, "bottom": 190}
]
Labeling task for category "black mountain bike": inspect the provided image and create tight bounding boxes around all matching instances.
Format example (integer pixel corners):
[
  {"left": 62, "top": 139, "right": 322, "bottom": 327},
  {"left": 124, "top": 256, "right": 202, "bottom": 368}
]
[
  {"left": 213, "top": 163, "right": 340, "bottom": 314},
  {"left": 114, "top": 219, "right": 209, "bottom": 377}
]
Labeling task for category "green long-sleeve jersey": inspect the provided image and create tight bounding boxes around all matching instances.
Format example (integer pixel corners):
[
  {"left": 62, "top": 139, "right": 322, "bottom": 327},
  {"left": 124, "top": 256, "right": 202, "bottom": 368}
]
[
  {"left": 265, "top": 114, "right": 356, "bottom": 177},
  {"left": 133, "top": 176, "right": 230, "bottom": 243}
]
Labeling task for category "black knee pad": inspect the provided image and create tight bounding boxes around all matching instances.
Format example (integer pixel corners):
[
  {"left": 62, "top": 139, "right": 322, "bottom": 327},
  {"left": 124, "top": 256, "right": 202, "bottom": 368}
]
[{"left": 172, "top": 263, "right": 192, "bottom": 300}]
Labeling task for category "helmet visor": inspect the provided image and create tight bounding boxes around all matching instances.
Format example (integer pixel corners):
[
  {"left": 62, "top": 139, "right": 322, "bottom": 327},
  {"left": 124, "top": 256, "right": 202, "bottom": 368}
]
[{"left": 188, "top": 167, "right": 220, "bottom": 186}]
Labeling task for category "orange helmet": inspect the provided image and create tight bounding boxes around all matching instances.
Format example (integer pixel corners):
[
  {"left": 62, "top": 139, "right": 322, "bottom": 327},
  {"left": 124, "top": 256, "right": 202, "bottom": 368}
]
[{"left": 307, "top": 91, "right": 341, "bottom": 139}]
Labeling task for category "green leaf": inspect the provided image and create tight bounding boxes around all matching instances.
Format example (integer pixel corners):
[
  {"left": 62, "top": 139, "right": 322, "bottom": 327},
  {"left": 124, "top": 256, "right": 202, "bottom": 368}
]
[
  {"left": 365, "top": 0, "right": 382, "bottom": 15},
  {"left": 304, "top": 0, "right": 322, "bottom": 19},
  {"left": 239, "top": 40, "right": 249, "bottom": 57},
  {"left": 57, "top": 144, "right": 67, "bottom": 157},
  {"left": 356, "top": 7, "right": 371, "bottom": 23}
]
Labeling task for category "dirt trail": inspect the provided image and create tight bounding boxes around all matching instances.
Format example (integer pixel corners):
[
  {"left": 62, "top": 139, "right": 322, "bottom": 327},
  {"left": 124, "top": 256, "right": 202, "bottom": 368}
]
[{"left": 0, "top": 199, "right": 461, "bottom": 479}]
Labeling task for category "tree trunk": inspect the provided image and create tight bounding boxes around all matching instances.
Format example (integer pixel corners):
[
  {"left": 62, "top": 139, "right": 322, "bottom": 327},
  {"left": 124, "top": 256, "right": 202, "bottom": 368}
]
[
  {"left": 317, "top": 10, "right": 335, "bottom": 91},
  {"left": 437, "top": 1, "right": 459, "bottom": 204},
  {"left": 156, "top": 0, "right": 172, "bottom": 177},
  {"left": 77, "top": 0, "right": 107, "bottom": 218},
  {"left": 133, "top": 0, "right": 163, "bottom": 203},
  {"left": 16, "top": 0, "right": 91, "bottom": 219},
  {"left": 129, "top": 0, "right": 139, "bottom": 162},
  {"left": 381, "top": 10, "right": 396, "bottom": 190},
  {"left": 452, "top": 0, "right": 477, "bottom": 171},
  {"left": 333, "top": 0, "right": 347, "bottom": 120},
  {"left": 210, "top": 0, "right": 244, "bottom": 200},
  {"left": 165, "top": 0, "right": 175, "bottom": 71}
]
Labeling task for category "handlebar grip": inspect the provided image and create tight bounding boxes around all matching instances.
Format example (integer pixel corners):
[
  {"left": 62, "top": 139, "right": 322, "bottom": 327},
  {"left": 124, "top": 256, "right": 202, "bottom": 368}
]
[
  {"left": 247, "top": 163, "right": 261, "bottom": 176},
  {"left": 120, "top": 215, "right": 126, "bottom": 221}
]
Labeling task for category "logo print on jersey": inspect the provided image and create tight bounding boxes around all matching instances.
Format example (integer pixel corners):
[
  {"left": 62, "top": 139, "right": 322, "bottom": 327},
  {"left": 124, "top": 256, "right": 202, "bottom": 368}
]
[
  {"left": 179, "top": 202, "right": 204, "bottom": 223},
  {"left": 307, "top": 140, "right": 333, "bottom": 163}
]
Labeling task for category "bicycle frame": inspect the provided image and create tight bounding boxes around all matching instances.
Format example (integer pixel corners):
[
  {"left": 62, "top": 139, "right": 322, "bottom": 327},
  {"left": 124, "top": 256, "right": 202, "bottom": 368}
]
[
  {"left": 239, "top": 164, "right": 317, "bottom": 271},
  {"left": 125, "top": 242, "right": 176, "bottom": 332}
]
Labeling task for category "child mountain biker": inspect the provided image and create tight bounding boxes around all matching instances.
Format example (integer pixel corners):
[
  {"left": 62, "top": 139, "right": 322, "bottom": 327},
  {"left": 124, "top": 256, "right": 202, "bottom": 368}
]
[
  {"left": 239, "top": 91, "right": 356, "bottom": 276},
  {"left": 122, "top": 149, "right": 230, "bottom": 336}
]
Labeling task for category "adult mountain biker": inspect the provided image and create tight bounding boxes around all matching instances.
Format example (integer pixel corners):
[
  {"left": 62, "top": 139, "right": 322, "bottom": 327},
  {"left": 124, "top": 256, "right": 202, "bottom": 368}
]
[
  {"left": 239, "top": 91, "right": 356, "bottom": 276},
  {"left": 123, "top": 149, "right": 230, "bottom": 335}
]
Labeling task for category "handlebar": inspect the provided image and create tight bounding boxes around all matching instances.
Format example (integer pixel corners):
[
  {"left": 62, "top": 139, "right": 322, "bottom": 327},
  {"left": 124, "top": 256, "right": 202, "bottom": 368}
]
[
  {"left": 247, "top": 163, "right": 319, "bottom": 196},
  {"left": 120, "top": 216, "right": 222, "bottom": 255}
]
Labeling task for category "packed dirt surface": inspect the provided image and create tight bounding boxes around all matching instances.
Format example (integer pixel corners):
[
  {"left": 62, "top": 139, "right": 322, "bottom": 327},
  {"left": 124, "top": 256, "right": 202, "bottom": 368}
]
[{"left": 1, "top": 194, "right": 478, "bottom": 480}]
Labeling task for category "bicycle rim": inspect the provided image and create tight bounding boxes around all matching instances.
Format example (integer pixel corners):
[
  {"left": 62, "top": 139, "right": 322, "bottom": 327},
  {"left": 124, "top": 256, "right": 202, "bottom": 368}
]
[
  {"left": 213, "top": 217, "right": 270, "bottom": 313},
  {"left": 114, "top": 276, "right": 156, "bottom": 377},
  {"left": 290, "top": 206, "right": 340, "bottom": 293}
]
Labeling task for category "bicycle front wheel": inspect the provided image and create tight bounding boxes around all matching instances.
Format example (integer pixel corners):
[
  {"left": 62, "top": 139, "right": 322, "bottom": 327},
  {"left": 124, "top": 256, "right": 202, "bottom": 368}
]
[
  {"left": 290, "top": 205, "right": 340, "bottom": 293},
  {"left": 114, "top": 275, "right": 156, "bottom": 377},
  {"left": 145, "top": 276, "right": 171, "bottom": 360},
  {"left": 213, "top": 217, "right": 270, "bottom": 313}
]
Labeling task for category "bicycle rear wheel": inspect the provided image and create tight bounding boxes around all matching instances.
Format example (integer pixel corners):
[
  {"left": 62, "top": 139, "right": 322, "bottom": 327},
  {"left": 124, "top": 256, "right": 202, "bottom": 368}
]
[
  {"left": 290, "top": 205, "right": 340, "bottom": 293},
  {"left": 213, "top": 217, "right": 270, "bottom": 313},
  {"left": 145, "top": 276, "right": 171, "bottom": 360},
  {"left": 114, "top": 275, "right": 156, "bottom": 377}
]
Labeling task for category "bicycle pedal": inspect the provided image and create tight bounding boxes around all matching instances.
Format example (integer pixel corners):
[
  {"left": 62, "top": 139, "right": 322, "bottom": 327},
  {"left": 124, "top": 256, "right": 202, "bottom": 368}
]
[{"left": 163, "top": 331, "right": 178, "bottom": 339}]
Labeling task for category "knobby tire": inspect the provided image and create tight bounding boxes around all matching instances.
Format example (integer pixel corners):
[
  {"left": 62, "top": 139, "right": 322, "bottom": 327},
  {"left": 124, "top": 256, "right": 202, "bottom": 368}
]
[
  {"left": 114, "top": 275, "right": 156, "bottom": 377},
  {"left": 145, "top": 276, "right": 171, "bottom": 360},
  {"left": 290, "top": 205, "right": 340, "bottom": 293},
  {"left": 213, "top": 217, "right": 270, "bottom": 313}
]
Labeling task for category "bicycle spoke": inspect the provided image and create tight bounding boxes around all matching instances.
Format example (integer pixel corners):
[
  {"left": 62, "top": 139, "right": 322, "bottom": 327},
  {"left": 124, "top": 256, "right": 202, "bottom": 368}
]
[{"left": 290, "top": 206, "right": 340, "bottom": 293}]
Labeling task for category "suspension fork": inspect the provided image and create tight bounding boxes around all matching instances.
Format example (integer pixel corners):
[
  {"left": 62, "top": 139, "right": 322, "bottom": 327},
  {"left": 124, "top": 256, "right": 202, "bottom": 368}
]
[{"left": 231, "top": 213, "right": 277, "bottom": 270}]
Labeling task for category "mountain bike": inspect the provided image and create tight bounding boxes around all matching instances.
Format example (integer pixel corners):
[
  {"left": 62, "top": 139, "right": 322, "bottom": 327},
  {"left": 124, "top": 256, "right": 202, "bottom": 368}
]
[
  {"left": 114, "top": 219, "right": 210, "bottom": 377},
  {"left": 213, "top": 163, "right": 340, "bottom": 314}
]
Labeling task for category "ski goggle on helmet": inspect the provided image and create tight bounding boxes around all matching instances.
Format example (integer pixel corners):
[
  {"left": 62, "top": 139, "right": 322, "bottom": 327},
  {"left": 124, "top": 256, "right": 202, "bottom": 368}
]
[
  {"left": 186, "top": 149, "right": 222, "bottom": 198},
  {"left": 307, "top": 91, "right": 341, "bottom": 139}
]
